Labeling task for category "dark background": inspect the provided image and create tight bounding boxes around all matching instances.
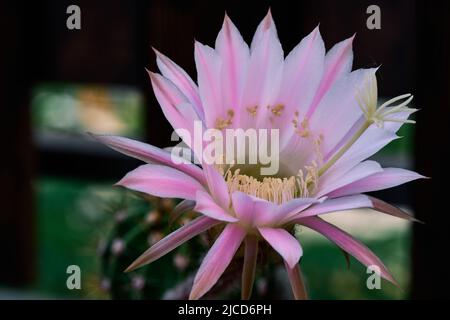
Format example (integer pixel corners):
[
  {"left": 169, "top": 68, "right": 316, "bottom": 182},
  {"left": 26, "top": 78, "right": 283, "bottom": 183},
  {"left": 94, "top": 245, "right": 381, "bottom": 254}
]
[{"left": 0, "top": 0, "right": 446, "bottom": 299}]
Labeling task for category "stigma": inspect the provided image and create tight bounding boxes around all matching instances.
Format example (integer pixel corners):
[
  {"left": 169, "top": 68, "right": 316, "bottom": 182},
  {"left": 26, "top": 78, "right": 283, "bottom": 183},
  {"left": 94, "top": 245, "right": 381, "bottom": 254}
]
[{"left": 356, "top": 73, "right": 417, "bottom": 128}]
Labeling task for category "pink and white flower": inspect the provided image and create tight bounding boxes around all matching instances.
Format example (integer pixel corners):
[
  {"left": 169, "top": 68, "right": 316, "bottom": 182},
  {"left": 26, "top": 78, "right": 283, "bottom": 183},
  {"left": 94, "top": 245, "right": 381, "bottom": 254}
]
[{"left": 92, "top": 10, "right": 423, "bottom": 299}]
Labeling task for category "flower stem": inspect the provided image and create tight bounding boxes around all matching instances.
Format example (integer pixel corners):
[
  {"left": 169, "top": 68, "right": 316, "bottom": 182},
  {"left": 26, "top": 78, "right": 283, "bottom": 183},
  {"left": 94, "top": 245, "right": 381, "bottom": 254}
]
[
  {"left": 318, "top": 120, "right": 371, "bottom": 177},
  {"left": 241, "top": 235, "right": 258, "bottom": 300},
  {"left": 285, "top": 262, "right": 308, "bottom": 300}
]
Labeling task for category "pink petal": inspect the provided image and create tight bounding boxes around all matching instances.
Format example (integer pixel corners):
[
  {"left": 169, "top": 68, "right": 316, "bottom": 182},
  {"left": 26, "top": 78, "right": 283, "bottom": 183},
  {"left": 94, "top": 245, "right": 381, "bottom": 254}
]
[
  {"left": 322, "top": 108, "right": 413, "bottom": 175},
  {"left": 328, "top": 168, "right": 425, "bottom": 198},
  {"left": 215, "top": 14, "right": 250, "bottom": 127},
  {"left": 231, "top": 191, "right": 317, "bottom": 227},
  {"left": 289, "top": 195, "right": 372, "bottom": 221},
  {"left": 90, "top": 134, "right": 206, "bottom": 185},
  {"left": 194, "top": 41, "right": 223, "bottom": 128},
  {"left": 116, "top": 164, "right": 206, "bottom": 200},
  {"left": 194, "top": 190, "right": 238, "bottom": 222},
  {"left": 318, "top": 160, "right": 383, "bottom": 197},
  {"left": 369, "top": 196, "right": 420, "bottom": 222},
  {"left": 148, "top": 72, "right": 202, "bottom": 151},
  {"left": 279, "top": 125, "right": 321, "bottom": 174},
  {"left": 310, "top": 68, "right": 377, "bottom": 154},
  {"left": 258, "top": 227, "right": 303, "bottom": 269},
  {"left": 241, "top": 9, "right": 283, "bottom": 128},
  {"left": 230, "top": 191, "right": 280, "bottom": 227},
  {"left": 125, "top": 216, "right": 219, "bottom": 272},
  {"left": 299, "top": 217, "right": 397, "bottom": 284},
  {"left": 276, "top": 197, "right": 320, "bottom": 223},
  {"left": 322, "top": 115, "right": 366, "bottom": 162},
  {"left": 242, "top": 235, "right": 258, "bottom": 300},
  {"left": 321, "top": 130, "right": 399, "bottom": 185},
  {"left": 190, "top": 224, "right": 246, "bottom": 300},
  {"left": 276, "top": 26, "right": 325, "bottom": 146},
  {"left": 231, "top": 191, "right": 257, "bottom": 226},
  {"left": 203, "top": 164, "right": 230, "bottom": 210},
  {"left": 306, "top": 35, "right": 354, "bottom": 118},
  {"left": 153, "top": 48, "right": 204, "bottom": 120},
  {"left": 169, "top": 199, "right": 196, "bottom": 226},
  {"left": 284, "top": 261, "right": 308, "bottom": 300}
]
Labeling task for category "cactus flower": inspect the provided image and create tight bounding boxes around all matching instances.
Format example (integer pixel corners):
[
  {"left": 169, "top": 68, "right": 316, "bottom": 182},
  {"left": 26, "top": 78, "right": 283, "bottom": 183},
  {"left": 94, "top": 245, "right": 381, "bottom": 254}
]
[{"left": 93, "top": 10, "right": 423, "bottom": 300}]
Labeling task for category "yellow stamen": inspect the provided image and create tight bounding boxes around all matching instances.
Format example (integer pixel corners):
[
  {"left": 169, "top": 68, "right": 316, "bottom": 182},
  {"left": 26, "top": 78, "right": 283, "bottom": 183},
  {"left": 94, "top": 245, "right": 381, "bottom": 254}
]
[
  {"left": 215, "top": 109, "right": 235, "bottom": 129},
  {"left": 224, "top": 165, "right": 318, "bottom": 204},
  {"left": 271, "top": 104, "right": 285, "bottom": 117},
  {"left": 246, "top": 106, "right": 258, "bottom": 117}
]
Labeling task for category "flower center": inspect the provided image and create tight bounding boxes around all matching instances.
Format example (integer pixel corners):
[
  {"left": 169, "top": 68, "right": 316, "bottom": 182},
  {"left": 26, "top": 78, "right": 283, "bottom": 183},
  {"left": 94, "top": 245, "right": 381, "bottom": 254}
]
[{"left": 221, "top": 164, "right": 319, "bottom": 204}]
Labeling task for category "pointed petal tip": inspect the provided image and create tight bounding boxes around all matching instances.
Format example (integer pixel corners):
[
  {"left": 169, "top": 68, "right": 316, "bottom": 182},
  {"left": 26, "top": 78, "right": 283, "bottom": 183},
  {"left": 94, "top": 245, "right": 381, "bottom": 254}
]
[
  {"left": 151, "top": 46, "right": 161, "bottom": 56},
  {"left": 388, "top": 274, "right": 400, "bottom": 288},
  {"left": 147, "top": 71, "right": 164, "bottom": 85},
  {"left": 123, "top": 265, "right": 135, "bottom": 273},
  {"left": 147, "top": 69, "right": 157, "bottom": 77},
  {"left": 223, "top": 11, "right": 231, "bottom": 25},
  {"left": 188, "top": 290, "right": 199, "bottom": 300},
  {"left": 262, "top": 8, "right": 274, "bottom": 27},
  {"left": 152, "top": 47, "right": 172, "bottom": 63},
  {"left": 124, "top": 257, "right": 144, "bottom": 273},
  {"left": 194, "top": 40, "right": 204, "bottom": 50},
  {"left": 368, "top": 196, "right": 424, "bottom": 223},
  {"left": 310, "top": 24, "right": 322, "bottom": 39}
]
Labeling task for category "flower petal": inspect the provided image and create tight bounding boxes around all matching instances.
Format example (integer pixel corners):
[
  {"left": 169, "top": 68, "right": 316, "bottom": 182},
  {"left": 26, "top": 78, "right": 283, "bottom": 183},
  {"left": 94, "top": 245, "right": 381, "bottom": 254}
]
[
  {"left": 116, "top": 164, "right": 206, "bottom": 200},
  {"left": 328, "top": 168, "right": 425, "bottom": 198},
  {"left": 299, "top": 217, "right": 397, "bottom": 284},
  {"left": 276, "top": 197, "right": 320, "bottom": 223},
  {"left": 190, "top": 224, "right": 246, "bottom": 300},
  {"left": 231, "top": 191, "right": 257, "bottom": 226},
  {"left": 215, "top": 14, "right": 250, "bottom": 127},
  {"left": 369, "top": 196, "right": 420, "bottom": 222},
  {"left": 154, "top": 48, "right": 204, "bottom": 120},
  {"left": 306, "top": 35, "right": 354, "bottom": 118},
  {"left": 169, "top": 199, "right": 196, "bottom": 226},
  {"left": 322, "top": 109, "right": 413, "bottom": 176},
  {"left": 276, "top": 26, "right": 325, "bottom": 146},
  {"left": 231, "top": 191, "right": 317, "bottom": 227},
  {"left": 194, "top": 190, "right": 238, "bottom": 222},
  {"left": 242, "top": 235, "right": 258, "bottom": 300},
  {"left": 322, "top": 130, "right": 400, "bottom": 185},
  {"left": 310, "top": 68, "right": 377, "bottom": 154},
  {"left": 148, "top": 71, "right": 193, "bottom": 130},
  {"left": 203, "top": 164, "right": 230, "bottom": 210},
  {"left": 125, "top": 216, "right": 219, "bottom": 272},
  {"left": 318, "top": 160, "right": 384, "bottom": 197},
  {"left": 258, "top": 227, "right": 303, "bottom": 269},
  {"left": 241, "top": 9, "right": 283, "bottom": 128},
  {"left": 90, "top": 134, "right": 206, "bottom": 185},
  {"left": 194, "top": 41, "right": 222, "bottom": 128},
  {"left": 284, "top": 262, "right": 308, "bottom": 300},
  {"left": 289, "top": 195, "right": 372, "bottom": 221}
]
